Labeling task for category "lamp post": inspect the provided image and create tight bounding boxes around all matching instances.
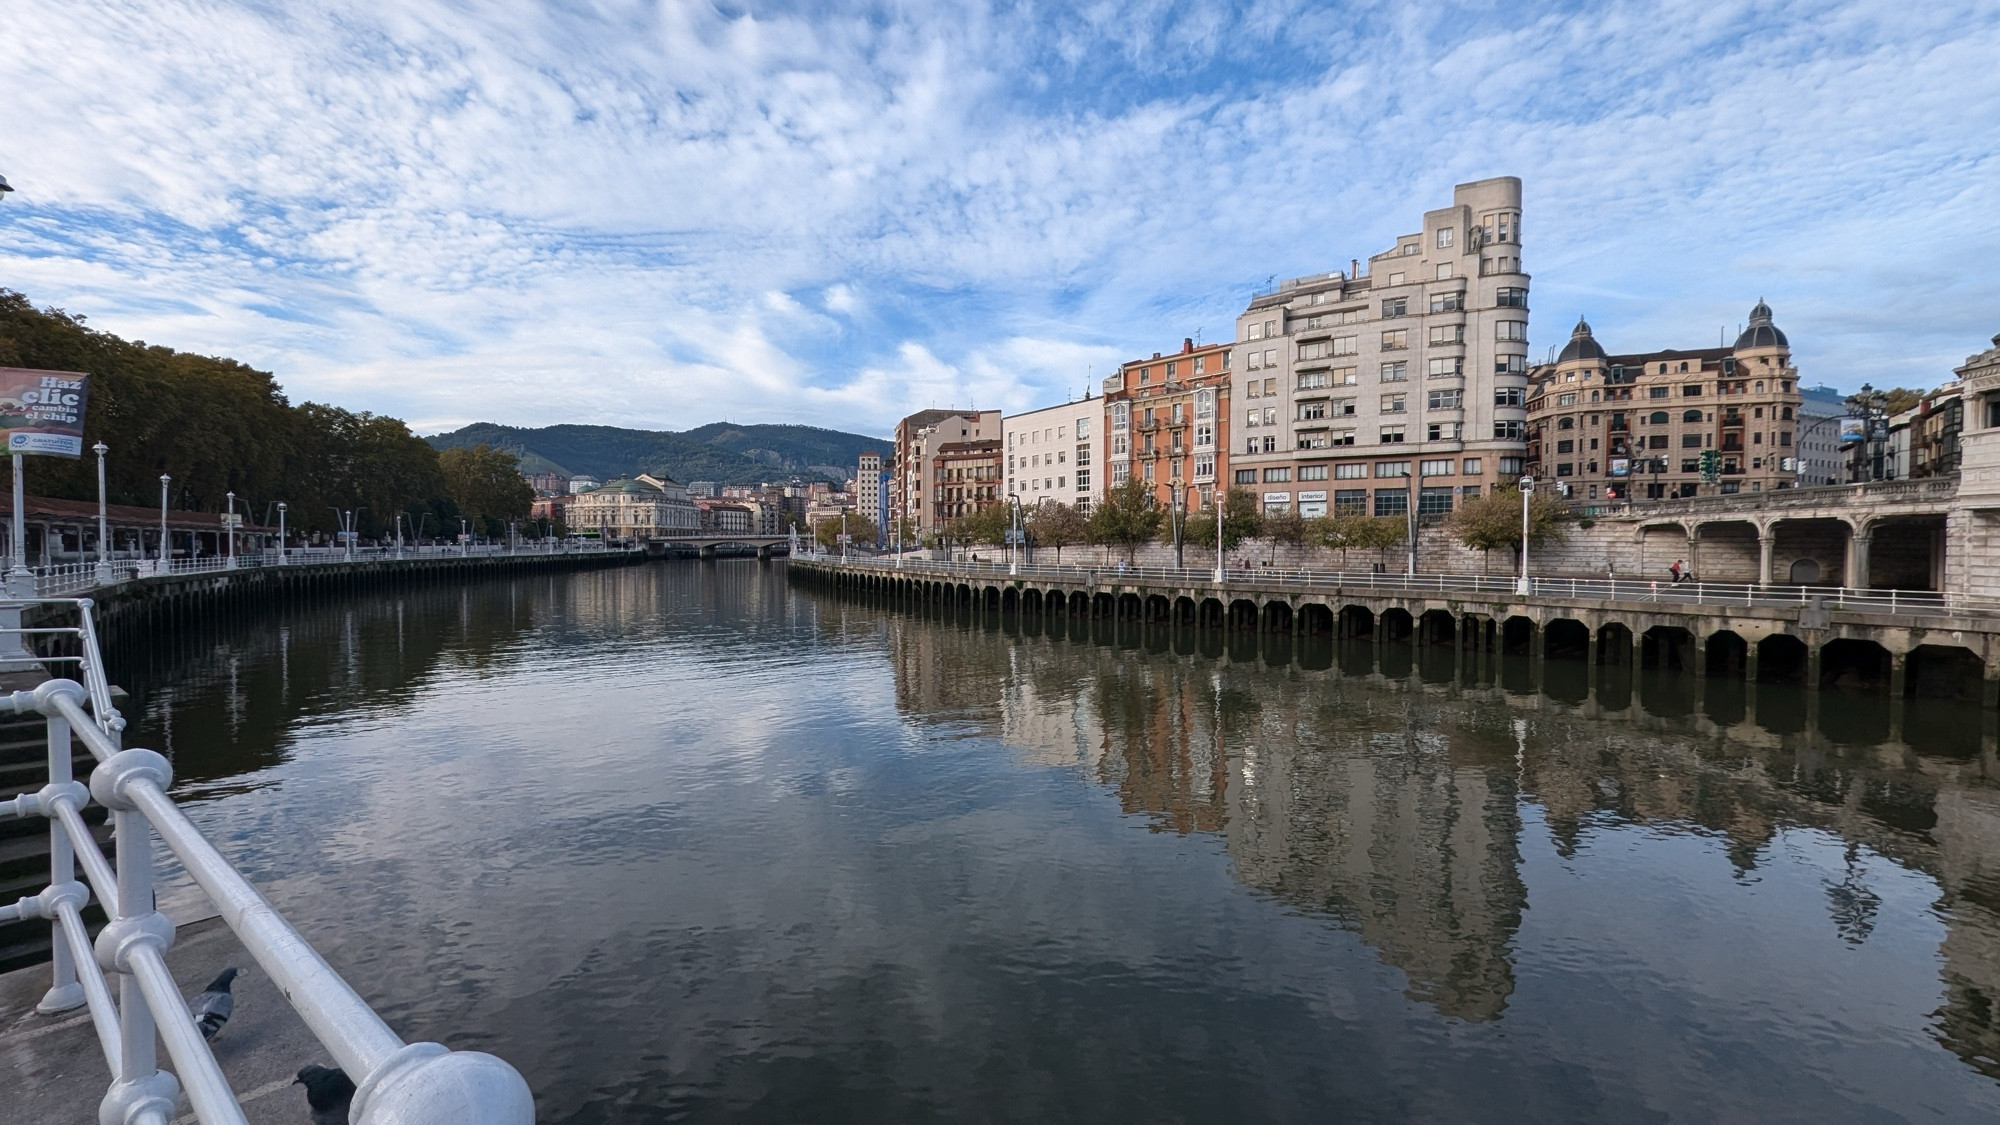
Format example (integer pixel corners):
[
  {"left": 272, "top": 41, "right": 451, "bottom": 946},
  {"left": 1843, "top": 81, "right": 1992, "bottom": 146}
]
[
  {"left": 92, "top": 442, "right": 112, "bottom": 584},
  {"left": 7, "top": 452, "right": 30, "bottom": 596},
  {"left": 158, "top": 474, "right": 171, "bottom": 569},
  {"left": 1007, "top": 495, "right": 1022, "bottom": 575},
  {"left": 460, "top": 517, "right": 470, "bottom": 556},
  {"left": 224, "top": 491, "right": 237, "bottom": 567},
  {"left": 1170, "top": 482, "right": 1184, "bottom": 570},
  {"left": 1516, "top": 475, "right": 1535, "bottom": 596},
  {"left": 841, "top": 510, "right": 849, "bottom": 561},
  {"left": 1214, "top": 485, "right": 1226, "bottom": 585},
  {"left": 1406, "top": 466, "right": 1422, "bottom": 576},
  {"left": 277, "top": 502, "right": 288, "bottom": 564}
]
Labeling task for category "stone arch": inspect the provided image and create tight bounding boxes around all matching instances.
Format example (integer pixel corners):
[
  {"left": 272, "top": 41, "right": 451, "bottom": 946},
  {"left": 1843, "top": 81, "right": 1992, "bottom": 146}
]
[
  {"left": 1500, "top": 615, "right": 1536, "bottom": 655},
  {"left": 1788, "top": 558, "right": 1821, "bottom": 584},
  {"left": 1175, "top": 596, "right": 1198, "bottom": 625},
  {"left": 1908, "top": 644, "right": 1985, "bottom": 701},
  {"left": 1543, "top": 618, "right": 1590, "bottom": 660},
  {"left": 1379, "top": 607, "right": 1414, "bottom": 642},
  {"left": 1418, "top": 609, "right": 1458, "bottom": 646},
  {"left": 1756, "top": 634, "right": 1809, "bottom": 684},
  {"left": 1119, "top": 592, "right": 1144, "bottom": 619},
  {"left": 1596, "top": 622, "right": 1634, "bottom": 665},
  {"left": 1820, "top": 638, "right": 1891, "bottom": 692},
  {"left": 1299, "top": 603, "right": 1335, "bottom": 635},
  {"left": 1637, "top": 522, "right": 1690, "bottom": 579},
  {"left": 1069, "top": 590, "right": 1091, "bottom": 616},
  {"left": 1264, "top": 601, "right": 1293, "bottom": 633},
  {"left": 1001, "top": 587, "right": 1020, "bottom": 614},
  {"left": 1704, "top": 630, "right": 1749, "bottom": 678},
  {"left": 1339, "top": 605, "right": 1375, "bottom": 638},
  {"left": 1145, "top": 594, "right": 1172, "bottom": 622},
  {"left": 1691, "top": 520, "right": 1760, "bottom": 584},
  {"left": 1642, "top": 625, "right": 1696, "bottom": 671},
  {"left": 1093, "top": 591, "right": 1116, "bottom": 618},
  {"left": 1229, "top": 598, "right": 1261, "bottom": 630}
]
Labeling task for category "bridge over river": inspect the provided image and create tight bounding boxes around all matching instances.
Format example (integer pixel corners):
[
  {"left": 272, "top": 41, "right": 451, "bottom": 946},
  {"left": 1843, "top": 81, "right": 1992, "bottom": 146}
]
[{"left": 791, "top": 554, "right": 2000, "bottom": 703}]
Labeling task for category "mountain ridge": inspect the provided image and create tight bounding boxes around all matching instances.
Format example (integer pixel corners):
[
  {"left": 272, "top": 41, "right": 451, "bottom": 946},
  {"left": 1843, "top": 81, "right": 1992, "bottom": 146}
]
[{"left": 426, "top": 421, "right": 889, "bottom": 486}]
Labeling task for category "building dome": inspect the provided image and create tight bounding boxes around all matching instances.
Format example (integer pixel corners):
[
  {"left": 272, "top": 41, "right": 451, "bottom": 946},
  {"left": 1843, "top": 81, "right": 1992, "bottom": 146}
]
[
  {"left": 1556, "top": 316, "right": 1606, "bottom": 364},
  {"left": 1733, "top": 300, "right": 1789, "bottom": 351}
]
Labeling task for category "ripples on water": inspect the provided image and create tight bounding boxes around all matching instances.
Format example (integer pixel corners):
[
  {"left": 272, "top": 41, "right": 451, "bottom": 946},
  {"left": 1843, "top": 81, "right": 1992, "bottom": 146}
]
[{"left": 110, "top": 562, "right": 2000, "bottom": 1123}]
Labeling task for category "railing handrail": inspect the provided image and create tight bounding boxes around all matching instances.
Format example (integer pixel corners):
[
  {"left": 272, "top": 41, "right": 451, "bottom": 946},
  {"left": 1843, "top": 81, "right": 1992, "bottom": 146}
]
[
  {"left": 795, "top": 554, "right": 1987, "bottom": 619},
  {"left": 0, "top": 599, "right": 533, "bottom": 1123}
]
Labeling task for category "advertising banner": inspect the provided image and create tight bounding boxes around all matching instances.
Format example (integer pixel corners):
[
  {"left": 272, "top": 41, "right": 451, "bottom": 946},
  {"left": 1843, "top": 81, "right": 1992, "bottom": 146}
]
[
  {"left": 1609, "top": 457, "right": 1630, "bottom": 477},
  {"left": 0, "top": 367, "right": 91, "bottom": 457}
]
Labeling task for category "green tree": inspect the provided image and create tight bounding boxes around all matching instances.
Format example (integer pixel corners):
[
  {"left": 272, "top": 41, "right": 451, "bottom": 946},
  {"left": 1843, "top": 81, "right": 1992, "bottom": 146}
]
[
  {"left": 1088, "top": 478, "right": 1164, "bottom": 563},
  {"left": 1183, "top": 488, "right": 1262, "bottom": 563},
  {"left": 1312, "top": 512, "right": 1407, "bottom": 568},
  {"left": 439, "top": 444, "right": 533, "bottom": 536},
  {"left": 815, "top": 511, "right": 879, "bottom": 551},
  {"left": 1447, "top": 486, "right": 1566, "bottom": 571},
  {"left": 1027, "top": 501, "right": 1089, "bottom": 563},
  {"left": 944, "top": 502, "right": 1009, "bottom": 548},
  {"left": 1262, "top": 508, "right": 1308, "bottom": 564}
]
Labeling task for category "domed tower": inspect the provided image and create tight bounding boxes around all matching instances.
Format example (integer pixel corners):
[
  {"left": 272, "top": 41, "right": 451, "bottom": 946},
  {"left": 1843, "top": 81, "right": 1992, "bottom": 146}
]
[
  {"left": 1731, "top": 300, "right": 1791, "bottom": 370},
  {"left": 1554, "top": 316, "right": 1608, "bottom": 378}
]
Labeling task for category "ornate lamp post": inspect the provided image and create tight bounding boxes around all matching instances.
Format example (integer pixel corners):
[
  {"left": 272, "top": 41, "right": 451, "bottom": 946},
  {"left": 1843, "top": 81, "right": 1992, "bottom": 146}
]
[
  {"left": 277, "top": 502, "right": 288, "bottom": 564},
  {"left": 1170, "top": 482, "right": 1184, "bottom": 570}
]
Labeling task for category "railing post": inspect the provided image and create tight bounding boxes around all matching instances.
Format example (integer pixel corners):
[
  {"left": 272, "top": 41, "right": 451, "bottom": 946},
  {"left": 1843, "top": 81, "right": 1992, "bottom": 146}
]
[
  {"left": 98, "top": 793, "right": 181, "bottom": 1125},
  {"left": 37, "top": 708, "right": 86, "bottom": 1013}
]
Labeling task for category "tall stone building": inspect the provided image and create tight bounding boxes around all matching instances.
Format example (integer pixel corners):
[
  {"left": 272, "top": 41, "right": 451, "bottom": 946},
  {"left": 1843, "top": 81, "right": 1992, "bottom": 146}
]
[
  {"left": 1524, "top": 302, "right": 1804, "bottom": 500},
  {"left": 1229, "top": 177, "right": 1530, "bottom": 519},
  {"left": 855, "top": 450, "right": 886, "bottom": 540},
  {"left": 1102, "top": 337, "right": 1233, "bottom": 512},
  {"left": 892, "top": 409, "right": 1001, "bottom": 539}
]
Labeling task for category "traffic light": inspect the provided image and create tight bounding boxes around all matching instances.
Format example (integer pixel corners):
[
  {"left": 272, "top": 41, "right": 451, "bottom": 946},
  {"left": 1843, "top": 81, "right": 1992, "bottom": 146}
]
[{"left": 1698, "top": 449, "right": 1722, "bottom": 483}]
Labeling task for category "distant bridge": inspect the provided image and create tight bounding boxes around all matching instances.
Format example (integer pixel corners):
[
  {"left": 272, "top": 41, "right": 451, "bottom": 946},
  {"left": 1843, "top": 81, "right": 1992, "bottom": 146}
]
[{"left": 649, "top": 534, "right": 793, "bottom": 559}]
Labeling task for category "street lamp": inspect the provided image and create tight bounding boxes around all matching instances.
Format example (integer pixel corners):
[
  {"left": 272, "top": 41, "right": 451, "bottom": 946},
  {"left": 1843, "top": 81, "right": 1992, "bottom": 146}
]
[
  {"left": 1007, "top": 495, "right": 1023, "bottom": 575},
  {"left": 92, "top": 442, "right": 112, "bottom": 584},
  {"left": 1214, "top": 485, "right": 1226, "bottom": 585},
  {"left": 224, "top": 491, "right": 237, "bottom": 566},
  {"left": 1516, "top": 475, "right": 1535, "bottom": 596},
  {"left": 157, "top": 474, "right": 172, "bottom": 569},
  {"left": 277, "top": 502, "right": 288, "bottom": 564},
  {"left": 1169, "top": 482, "right": 1184, "bottom": 569},
  {"left": 1405, "top": 465, "right": 1422, "bottom": 576}
]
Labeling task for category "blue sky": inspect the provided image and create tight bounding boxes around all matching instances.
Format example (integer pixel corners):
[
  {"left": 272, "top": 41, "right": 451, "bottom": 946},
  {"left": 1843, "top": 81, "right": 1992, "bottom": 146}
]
[{"left": 2, "top": 1, "right": 1997, "bottom": 438}]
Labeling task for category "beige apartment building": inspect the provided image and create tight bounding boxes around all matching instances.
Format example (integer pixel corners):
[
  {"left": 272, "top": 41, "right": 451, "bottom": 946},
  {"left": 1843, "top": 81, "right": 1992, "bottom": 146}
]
[
  {"left": 1230, "top": 177, "right": 1530, "bottom": 519},
  {"left": 892, "top": 408, "right": 1002, "bottom": 536},
  {"left": 1525, "top": 302, "right": 1803, "bottom": 499},
  {"left": 1004, "top": 397, "right": 1101, "bottom": 514}
]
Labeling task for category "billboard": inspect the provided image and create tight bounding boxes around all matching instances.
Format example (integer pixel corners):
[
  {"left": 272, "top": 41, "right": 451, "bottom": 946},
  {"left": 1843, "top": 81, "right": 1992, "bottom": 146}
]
[
  {"left": 1609, "top": 457, "right": 1630, "bottom": 477},
  {"left": 0, "top": 367, "right": 91, "bottom": 457}
]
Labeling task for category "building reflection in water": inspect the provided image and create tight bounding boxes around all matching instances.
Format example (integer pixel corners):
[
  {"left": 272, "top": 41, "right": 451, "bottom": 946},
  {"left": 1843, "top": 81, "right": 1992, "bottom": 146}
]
[{"left": 882, "top": 600, "right": 2000, "bottom": 1059}]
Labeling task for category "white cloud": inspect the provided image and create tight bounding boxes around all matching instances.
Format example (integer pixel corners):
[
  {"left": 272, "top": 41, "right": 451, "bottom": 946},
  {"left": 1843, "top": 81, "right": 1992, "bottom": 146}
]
[{"left": 0, "top": 0, "right": 1996, "bottom": 436}]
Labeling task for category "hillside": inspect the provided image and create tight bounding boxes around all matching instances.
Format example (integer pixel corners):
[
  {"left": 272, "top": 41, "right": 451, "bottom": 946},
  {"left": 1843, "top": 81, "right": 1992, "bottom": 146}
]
[{"left": 427, "top": 421, "right": 888, "bottom": 485}]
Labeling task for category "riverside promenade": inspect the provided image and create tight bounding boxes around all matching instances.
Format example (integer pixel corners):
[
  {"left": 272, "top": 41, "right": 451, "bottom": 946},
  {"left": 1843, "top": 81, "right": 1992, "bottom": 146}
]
[{"left": 790, "top": 553, "right": 2000, "bottom": 702}]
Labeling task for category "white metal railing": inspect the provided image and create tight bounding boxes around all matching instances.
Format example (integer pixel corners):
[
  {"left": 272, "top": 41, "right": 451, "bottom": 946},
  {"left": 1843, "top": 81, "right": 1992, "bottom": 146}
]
[
  {"left": 0, "top": 598, "right": 533, "bottom": 1124},
  {"left": 21, "top": 538, "right": 622, "bottom": 596},
  {"left": 799, "top": 554, "right": 1986, "bottom": 619}
]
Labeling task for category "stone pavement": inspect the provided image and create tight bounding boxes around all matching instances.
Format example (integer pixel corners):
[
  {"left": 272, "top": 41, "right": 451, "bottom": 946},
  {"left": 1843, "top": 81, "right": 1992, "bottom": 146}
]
[{"left": 0, "top": 898, "right": 335, "bottom": 1125}]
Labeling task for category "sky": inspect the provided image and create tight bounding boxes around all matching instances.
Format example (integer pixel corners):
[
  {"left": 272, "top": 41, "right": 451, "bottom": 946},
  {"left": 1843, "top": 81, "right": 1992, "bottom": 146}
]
[{"left": 1, "top": 1, "right": 1997, "bottom": 440}]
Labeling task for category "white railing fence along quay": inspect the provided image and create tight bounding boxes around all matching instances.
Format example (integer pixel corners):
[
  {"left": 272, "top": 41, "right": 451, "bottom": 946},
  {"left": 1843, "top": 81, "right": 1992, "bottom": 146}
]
[
  {"left": 0, "top": 598, "right": 533, "bottom": 1125},
  {"left": 799, "top": 552, "right": 1976, "bottom": 619},
  {"left": 21, "top": 538, "right": 620, "bottom": 597}
]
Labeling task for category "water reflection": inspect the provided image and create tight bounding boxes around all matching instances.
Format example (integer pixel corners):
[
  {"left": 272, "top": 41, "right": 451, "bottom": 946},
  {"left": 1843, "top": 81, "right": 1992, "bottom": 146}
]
[
  {"left": 883, "top": 594, "right": 2000, "bottom": 1080},
  {"left": 106, "top": 565, "right": 2000, "bottom": 1120}
]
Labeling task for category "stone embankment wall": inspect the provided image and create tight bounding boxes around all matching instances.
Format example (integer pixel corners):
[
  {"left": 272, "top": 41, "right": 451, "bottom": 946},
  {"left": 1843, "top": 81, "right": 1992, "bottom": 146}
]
[{"left": 71, "top": 549, "right": 646, "bottom": 655}]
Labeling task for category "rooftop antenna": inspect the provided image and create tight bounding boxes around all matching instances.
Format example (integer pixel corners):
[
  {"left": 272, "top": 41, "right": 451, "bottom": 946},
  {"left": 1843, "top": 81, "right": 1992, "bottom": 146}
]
[{"left": 1195, "top": 327, "right": 1204, "bottom": 347}]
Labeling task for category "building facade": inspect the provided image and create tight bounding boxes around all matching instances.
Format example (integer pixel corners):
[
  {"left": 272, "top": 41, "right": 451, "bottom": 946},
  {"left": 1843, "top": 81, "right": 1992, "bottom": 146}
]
[
  {"left": 929, "top": 440, "right": 1003, "bottom": 531},
  {"left": 855, "top": 451, "right": 886, "bottom": 540},
  {"left": 1796, "top": 385, "right": 1850, "bottom": 487},
  {"left": 1228, "top": 177, "right": 1530, "bottom": 518},
  {"left": 1524, "top": 303, "right": 1804, "bottom": 500},
  {"left": 1100, "top": 338, "right": 1232, "bottom": 511},
  {"left": 569, "top": 476, "right": 700, "bottom": 539},
  {"left": 892, "top": 409, "right": 1002, "bottom": 538},
  {"left": 1004, "top": 396, "right": 1103, "bottom": 514}
]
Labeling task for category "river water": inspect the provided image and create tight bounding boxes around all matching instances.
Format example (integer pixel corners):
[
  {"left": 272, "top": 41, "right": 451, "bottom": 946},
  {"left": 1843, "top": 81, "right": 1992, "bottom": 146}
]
[{"left": 111, "top": 561, "right": 2000, "bottom": 1123}]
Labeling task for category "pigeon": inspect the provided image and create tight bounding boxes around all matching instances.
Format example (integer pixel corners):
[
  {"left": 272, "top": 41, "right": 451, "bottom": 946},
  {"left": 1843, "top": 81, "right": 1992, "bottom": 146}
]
[
  {"left": 295, "top": 1064, "right": 355, "bottom": 1125},
  {"left": 189, "top": 967, "right": 238, "bottom": 1041}
]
